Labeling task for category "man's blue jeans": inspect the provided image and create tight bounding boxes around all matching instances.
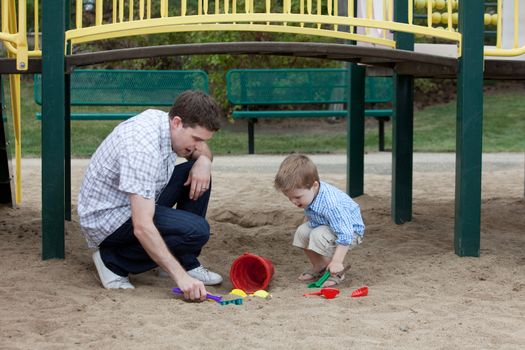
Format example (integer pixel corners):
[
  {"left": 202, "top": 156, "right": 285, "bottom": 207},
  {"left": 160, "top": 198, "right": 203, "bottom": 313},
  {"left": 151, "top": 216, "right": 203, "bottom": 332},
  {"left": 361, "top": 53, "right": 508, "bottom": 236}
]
[{"left": 99, "top": 161, "right": 211, "bottom": 277}]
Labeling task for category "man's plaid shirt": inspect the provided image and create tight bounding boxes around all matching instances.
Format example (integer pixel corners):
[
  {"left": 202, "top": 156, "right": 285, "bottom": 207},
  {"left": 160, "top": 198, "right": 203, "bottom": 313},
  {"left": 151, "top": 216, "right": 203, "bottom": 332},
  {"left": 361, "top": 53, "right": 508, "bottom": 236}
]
[{"left": 78, "top": 109, "right": 177, "bottom": 248}]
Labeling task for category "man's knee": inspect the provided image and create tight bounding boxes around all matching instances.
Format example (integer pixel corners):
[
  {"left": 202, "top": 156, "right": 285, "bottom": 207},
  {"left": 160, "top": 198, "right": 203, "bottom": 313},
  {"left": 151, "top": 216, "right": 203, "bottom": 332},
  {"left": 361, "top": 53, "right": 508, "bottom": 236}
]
[{"left": 187, "top": 218, "right": 210, "bottom": 245}]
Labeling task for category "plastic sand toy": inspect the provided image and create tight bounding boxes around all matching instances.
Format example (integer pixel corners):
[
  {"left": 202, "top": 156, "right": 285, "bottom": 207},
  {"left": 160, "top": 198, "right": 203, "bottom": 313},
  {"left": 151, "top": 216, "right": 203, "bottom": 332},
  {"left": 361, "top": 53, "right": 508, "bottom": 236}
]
[
  {"left": 303, "top": 287, "right": 340, "bottom": 299},
  {"left": 250, "top": 290, "right": 272, "bottom": 299},
  {"left": 229, "top": 289, "right": 248, "bottom": 298},
  {"left": 350, "top": 286, "right": 369, "bottom": 298},
  {"left": 229, "top": 288, "right": 272, "bottom": 299},
  {"left": 172, "top": 287, "right": 243, "bottom": 305},
  {"left": 307, "top": 270, "right": 331, "bottom": 288}
]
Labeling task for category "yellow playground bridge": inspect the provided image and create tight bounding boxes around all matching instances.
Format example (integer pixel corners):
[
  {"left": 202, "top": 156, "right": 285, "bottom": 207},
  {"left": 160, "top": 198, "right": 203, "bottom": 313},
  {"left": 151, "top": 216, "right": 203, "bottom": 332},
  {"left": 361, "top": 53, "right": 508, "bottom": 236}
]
[{"left": 1, "top": 0, "right": 524, "bottom": 258}]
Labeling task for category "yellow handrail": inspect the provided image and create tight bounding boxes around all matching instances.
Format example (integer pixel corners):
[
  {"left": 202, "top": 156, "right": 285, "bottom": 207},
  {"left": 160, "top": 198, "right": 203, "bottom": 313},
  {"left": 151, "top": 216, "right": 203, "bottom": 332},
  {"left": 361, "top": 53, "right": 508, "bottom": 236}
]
[{"left": 2, "top": 1, "right": 525, "bottom": 67}]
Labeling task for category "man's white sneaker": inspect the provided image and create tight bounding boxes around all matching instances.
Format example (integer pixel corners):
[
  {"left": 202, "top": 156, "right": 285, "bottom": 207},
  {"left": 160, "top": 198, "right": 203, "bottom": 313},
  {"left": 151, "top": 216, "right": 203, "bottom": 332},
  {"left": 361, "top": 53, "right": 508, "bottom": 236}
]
[
  {"left": 187, "top": 265, "right": 223, "bottom": 285},
  {"left": 92, "top": 250, "right": 135, "bottom": 289}
]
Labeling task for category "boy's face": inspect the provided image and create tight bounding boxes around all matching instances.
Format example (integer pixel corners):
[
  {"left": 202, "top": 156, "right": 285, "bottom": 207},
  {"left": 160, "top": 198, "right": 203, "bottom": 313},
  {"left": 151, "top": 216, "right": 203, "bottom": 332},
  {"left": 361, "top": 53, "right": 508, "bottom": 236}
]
[{"left": 283, "top": 181, "right": 320, "bottom": 209}]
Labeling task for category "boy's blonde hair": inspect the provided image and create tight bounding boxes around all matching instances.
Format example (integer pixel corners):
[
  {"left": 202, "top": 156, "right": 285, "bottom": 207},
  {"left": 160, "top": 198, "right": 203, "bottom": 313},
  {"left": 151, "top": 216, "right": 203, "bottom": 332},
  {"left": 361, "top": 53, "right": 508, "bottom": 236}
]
[{"left": 274, "top": 154, "right": 320, "bottom": 192}]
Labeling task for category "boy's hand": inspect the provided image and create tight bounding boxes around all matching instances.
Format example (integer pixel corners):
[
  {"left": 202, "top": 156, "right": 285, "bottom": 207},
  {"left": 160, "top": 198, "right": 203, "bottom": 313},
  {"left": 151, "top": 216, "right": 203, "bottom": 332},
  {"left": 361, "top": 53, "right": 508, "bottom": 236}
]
[{"left": 327, "top": 261, "right": 345, "bottom": 275}]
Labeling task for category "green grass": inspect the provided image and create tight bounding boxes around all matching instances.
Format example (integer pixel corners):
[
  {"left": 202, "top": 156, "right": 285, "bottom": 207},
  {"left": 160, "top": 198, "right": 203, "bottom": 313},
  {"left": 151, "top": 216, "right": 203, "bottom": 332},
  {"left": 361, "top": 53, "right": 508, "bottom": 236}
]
[{"left": 5, "top": 77, "right": 525, "bottom": 157}]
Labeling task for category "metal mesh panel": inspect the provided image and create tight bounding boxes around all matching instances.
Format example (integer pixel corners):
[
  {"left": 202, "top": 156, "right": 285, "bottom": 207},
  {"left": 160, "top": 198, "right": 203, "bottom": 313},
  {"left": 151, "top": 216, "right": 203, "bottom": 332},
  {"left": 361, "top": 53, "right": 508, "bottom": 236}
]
[
  {"left": 227, "top": 68, "right": 392, "bottom": 105},
  {"left": 34, "top": 70, "right": 208, "bottom": 106}
]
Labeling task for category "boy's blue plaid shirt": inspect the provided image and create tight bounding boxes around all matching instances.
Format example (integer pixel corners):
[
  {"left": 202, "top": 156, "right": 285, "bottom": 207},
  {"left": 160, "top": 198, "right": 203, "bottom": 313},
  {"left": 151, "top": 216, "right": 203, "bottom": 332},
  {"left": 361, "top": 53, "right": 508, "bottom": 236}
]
[{"left": 304, "top": 181, "right": 365, "bottom": 245}]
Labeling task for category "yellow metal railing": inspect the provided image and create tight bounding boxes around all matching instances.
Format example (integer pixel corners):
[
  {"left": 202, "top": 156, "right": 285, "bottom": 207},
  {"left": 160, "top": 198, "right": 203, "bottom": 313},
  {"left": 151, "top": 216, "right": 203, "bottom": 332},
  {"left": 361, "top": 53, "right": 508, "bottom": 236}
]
[
  {"left": 65, "top": 0, "right": 461, "bottom": 51},
  {"left": 2, "top": 1, "right": 525, "bottom": 68},
  {"left": 484, "top": 0, "right": 525, "bottom": 57},
  {"left": 0, "top": 0, "right": 41, "bottom": 70},
  {"left": 0, "top": 0, "right": 37, "bottom": 204}
]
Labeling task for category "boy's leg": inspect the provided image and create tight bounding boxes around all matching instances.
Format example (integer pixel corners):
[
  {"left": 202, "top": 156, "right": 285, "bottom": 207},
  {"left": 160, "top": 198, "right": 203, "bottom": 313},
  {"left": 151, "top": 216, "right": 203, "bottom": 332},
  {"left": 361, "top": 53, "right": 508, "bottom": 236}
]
[
  {"left": 294, "top": 223, "right": 329, "bottom": 281},
  {"left": 308, "top": 226, "right": 337, "bottom": 257}
]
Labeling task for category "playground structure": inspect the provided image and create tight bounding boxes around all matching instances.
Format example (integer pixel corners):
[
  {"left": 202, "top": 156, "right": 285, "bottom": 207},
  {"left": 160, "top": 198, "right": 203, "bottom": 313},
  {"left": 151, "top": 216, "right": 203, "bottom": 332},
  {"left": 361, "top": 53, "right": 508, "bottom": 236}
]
[{"left": 1, "top": 0, "right": 524, "bottom": 259}]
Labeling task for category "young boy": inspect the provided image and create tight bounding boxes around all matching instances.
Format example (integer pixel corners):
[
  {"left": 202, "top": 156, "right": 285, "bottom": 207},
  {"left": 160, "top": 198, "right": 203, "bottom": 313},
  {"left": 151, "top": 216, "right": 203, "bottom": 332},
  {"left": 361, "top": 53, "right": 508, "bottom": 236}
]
[{"left": 274, "top": 154, "right": 365, "bottom": 287}]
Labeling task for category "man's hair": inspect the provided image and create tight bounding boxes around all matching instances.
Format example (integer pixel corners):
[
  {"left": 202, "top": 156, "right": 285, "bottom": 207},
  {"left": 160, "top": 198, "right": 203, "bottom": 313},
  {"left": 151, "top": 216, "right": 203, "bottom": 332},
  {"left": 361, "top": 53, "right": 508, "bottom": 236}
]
[
  {"left": 168, "top": 90, "right": 221, "bottom": 131},
  {"left": 274, "top": 154, "right": 320, "bottom": 192}
]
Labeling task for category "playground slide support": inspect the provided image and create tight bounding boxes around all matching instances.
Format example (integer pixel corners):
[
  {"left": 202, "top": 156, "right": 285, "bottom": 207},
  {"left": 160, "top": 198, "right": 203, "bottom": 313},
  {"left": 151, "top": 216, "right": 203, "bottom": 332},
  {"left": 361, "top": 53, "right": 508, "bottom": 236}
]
[
  {"left": 0, "top": 74, "right": 14, "bottom": 205},
  {"left": 345, "top": 0, "right": 365, "bottom": 198},
  {"left": 347, "top": 62, "right": 366, "bottom": 198},
  {"left": 65, "top": 0, "right": 72, "bottom": 222},
  {"left": 392, "top": 0, "right": 414, "bottom": 224},
  {"left": 42, "top": 0, "right": 66, "bottom": 259},
  {"left": 455, "top": 0, "right": 484, "bottom": 257}
]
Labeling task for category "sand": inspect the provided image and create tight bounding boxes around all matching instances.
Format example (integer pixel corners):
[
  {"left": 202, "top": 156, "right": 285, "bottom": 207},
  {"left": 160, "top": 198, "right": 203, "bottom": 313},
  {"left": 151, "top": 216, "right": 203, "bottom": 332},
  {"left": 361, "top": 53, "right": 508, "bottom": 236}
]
[{"left": 1, "top": 153, "right": 524, "bottom": 349}]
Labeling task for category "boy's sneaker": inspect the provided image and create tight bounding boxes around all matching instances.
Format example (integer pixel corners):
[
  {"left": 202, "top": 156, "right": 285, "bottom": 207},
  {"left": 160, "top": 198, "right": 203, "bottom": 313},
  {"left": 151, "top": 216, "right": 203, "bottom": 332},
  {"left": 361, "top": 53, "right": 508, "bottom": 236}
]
[
  {"left": 187, "top": 265, "right": 223, "bottom": 285},
  {"left": 92, "top": 250, "right": 135, "bottom": 289}
]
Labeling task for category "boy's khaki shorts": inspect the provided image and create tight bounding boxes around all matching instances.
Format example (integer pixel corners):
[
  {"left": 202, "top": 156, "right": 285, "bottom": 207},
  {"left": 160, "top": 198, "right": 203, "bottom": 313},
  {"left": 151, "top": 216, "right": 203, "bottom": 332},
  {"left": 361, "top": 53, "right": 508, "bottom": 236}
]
[{"left": 293, "top": 222, "right": 363, "bottom": 257}]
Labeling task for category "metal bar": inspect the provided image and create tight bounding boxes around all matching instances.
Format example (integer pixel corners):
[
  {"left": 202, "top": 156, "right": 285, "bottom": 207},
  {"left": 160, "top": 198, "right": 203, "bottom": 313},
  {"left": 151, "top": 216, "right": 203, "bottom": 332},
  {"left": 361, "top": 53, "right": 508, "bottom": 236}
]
[
  {"left": 76, "top": 0, "right": 82, "bottom": 28},
  {"left": 42, "top": 0, "right": 66, "bottom": 259},
  {"left": 347, "top": 62, "right": 365, "bottom": 197},
  {"left": 34, "top": 0, "right": 40, "bottom": 51},
  {"left": 391, "top": 0, "right": 414, "bottom": 224},
  {"left": 454, "top": 0, "right": 484, "bottom": 257},
  {"left": 65, "top": 0, "right": 71, "bottom": 222},
  {"left": 96, "top": 0, "right": 103, "bottom": 26},
  {"left": 65, "top": 73, "right": 71, "bottom": 222},
  {"left": 248, "top": 119, "right": 255, "bottom": 154}
]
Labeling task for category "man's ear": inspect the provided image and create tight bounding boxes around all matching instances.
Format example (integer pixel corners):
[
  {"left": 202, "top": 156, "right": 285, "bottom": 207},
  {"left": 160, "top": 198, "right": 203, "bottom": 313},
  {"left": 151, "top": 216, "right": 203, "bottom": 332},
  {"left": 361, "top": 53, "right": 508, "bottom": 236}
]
[{"left": 170, "top": 116, "right": 183, "bottom": 128}]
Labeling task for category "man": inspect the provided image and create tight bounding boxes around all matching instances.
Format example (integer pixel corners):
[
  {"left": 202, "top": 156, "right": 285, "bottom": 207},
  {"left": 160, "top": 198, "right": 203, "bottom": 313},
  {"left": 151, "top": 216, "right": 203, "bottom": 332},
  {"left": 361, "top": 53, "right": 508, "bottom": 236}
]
[{"left": 78, "top": 90, "right": 222, "bottom": 301}]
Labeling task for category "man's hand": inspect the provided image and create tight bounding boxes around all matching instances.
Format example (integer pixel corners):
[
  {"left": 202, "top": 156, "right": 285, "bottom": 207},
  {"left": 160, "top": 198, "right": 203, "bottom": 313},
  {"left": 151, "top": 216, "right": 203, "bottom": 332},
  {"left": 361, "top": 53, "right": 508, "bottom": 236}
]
[
  {"left": 184, "top": 155, "right": 212, "bottom": 200},
  {"left": 174, "top": 273, "right": 208, "bottom": 301}
]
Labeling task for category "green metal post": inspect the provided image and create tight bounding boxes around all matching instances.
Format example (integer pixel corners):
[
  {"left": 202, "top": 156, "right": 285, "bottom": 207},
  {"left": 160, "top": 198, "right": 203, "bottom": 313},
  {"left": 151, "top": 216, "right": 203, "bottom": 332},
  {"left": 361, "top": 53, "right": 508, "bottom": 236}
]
[
  {"left": 392, "top": 0, "right": 414, "bottom": 224},
  {"left": 65, "top": 0, "right": 72, "bottom": 221},
  {"left": 346, "top": 0, "right": 365, "bottom": 197},
  {"left": 455, "top": 0, "right": 484, "bottom": 257},
  {"left": 42, "top": 0, "right": 66, "bottom": 259},
  {"left": 0, "top": 74, "right": 14, "bottom": 205},
  {"left": 347, "top": 63, "right": 365, "bottom": 197}
]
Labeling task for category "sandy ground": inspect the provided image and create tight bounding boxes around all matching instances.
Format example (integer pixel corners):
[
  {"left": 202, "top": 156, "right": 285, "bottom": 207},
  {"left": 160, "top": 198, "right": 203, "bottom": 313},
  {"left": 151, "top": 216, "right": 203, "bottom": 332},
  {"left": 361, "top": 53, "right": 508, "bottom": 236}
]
[{"left": 1, "top": 153, "right": 524, "bottom": 349}]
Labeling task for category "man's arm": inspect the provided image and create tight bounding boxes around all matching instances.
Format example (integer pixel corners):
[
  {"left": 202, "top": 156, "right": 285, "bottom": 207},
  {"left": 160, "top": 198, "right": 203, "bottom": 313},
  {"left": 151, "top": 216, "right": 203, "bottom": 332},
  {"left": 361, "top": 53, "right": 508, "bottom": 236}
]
[
  {"left": 184, "top": 142, "right": 213, "bottom": 200},
  {"left": 187, "top": 141, "right": 212, "bottom": 162},
  {"left": 129, "top": 193, "right": 207, "bottom": 300}
]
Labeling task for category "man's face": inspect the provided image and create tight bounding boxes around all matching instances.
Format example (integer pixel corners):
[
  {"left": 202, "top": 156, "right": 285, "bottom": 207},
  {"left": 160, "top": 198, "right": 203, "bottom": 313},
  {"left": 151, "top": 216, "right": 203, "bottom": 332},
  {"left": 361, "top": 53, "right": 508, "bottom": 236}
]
[
  {"left": 283, "top": 181, "right": 320, "bottom": 209},
  {"left": 169, "top": 116, "right": 213, "bottom": 157}
]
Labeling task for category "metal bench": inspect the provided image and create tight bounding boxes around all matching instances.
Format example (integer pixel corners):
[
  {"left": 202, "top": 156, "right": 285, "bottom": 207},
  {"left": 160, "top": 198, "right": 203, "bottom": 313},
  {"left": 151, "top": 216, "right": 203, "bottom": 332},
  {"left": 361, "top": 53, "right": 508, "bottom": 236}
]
[
  {"left": 226, "top": 68, "right": 393, "bottom": 154},
  {"left": 34, "top": 69, "right": 209, "bottom": 120}
]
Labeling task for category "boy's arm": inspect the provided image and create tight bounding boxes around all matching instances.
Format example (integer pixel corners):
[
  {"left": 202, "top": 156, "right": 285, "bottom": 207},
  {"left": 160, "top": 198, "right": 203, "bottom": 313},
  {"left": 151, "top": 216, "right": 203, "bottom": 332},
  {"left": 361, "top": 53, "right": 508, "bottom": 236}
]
[
  {"left": 324, "top": 205, "right": 364, "bottom": 274},
  {"left": 327, "top": 245, "right": 350, "bottom": 274}
]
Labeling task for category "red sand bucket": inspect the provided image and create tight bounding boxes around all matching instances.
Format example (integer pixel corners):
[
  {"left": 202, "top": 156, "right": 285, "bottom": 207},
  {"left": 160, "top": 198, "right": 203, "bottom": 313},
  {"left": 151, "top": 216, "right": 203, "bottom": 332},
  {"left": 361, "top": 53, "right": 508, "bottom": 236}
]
[{"left": 230, "top": 253, "right": 275, "bottom": 294}]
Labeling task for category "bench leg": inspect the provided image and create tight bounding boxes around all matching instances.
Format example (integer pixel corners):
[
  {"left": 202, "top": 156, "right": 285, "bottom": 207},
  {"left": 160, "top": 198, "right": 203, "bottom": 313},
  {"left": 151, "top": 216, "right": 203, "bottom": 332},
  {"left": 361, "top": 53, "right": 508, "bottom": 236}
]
[
  {"left": 248, "top": 119, "right": 256, "bottom": 154},
  {"left": 378, "top": 118, "right": 385, "bottom": 152}
]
